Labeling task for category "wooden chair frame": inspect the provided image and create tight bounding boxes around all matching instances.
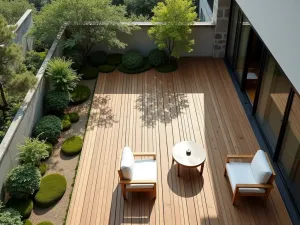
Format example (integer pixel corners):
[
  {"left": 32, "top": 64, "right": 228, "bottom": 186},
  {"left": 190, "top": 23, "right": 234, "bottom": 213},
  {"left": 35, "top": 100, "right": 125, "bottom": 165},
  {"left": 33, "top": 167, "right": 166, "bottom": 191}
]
[
  {"left": 118, "top": 152, "right": 157, "bottom": 200},
  {"left": 224, "top": 153, "right": 276, "bottom": 205}
]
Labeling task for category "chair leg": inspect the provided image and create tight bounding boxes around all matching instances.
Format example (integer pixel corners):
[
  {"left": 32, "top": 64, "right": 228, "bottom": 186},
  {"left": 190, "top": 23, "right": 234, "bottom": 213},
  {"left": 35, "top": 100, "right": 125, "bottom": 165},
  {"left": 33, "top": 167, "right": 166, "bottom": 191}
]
[
  {"left": 264, "top": 189, "right": 272, "bottom": 201},
  {"left": 232, "top": 188, "right": 239, "bottom": 205},
  {"left": 121, "top": 184, "right": 127, "bottom": 200}
]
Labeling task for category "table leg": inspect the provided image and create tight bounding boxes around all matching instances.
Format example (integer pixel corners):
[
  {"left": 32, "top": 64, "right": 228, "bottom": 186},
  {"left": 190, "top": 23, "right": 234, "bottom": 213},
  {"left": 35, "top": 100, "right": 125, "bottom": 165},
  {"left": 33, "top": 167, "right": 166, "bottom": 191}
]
[
  {"left": 177, "top": 163, "right": 180, "bottom": 177},
  {"left": 200, "top": 162, "right": 205, "bottom": 176}
]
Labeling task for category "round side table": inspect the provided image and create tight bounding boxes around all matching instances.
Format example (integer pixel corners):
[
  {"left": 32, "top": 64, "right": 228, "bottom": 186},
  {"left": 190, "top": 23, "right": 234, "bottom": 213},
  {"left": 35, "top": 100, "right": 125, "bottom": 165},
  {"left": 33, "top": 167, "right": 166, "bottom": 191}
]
[{"left": 172, "top": 141, "right": 206, "bottom": 176}]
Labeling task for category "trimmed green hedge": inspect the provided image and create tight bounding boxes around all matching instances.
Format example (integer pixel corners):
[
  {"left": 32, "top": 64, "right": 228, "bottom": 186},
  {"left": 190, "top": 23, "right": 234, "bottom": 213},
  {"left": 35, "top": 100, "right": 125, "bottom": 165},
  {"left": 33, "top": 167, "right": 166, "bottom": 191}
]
[
  {"left": 44, "top": 90, "right": 70, "bottom": 116},
  {"left": 148, "top": 49, "right": 166, "bottom": 67},
  {"left": 34, "top": 173, "right": 67, "bottom": 207},
  {"left": 70, "top": 85, "right": 91, "bottom": 105},
  {"left": 98, "top": 64, "right": 116, "bottom": 73},
  {"left": 80, "top": 66, "right": 99, "bottom": 80},
  {"left": 6, "top": 198, "right": 33, "bottom": 219},
  {"left": 118, "top": 58, "right": 151, "bottom": 74},
  {"left": 122, "top": 52, "right": 144, "bottom": 69},
  {"left": 67, "top": 112, "right": 80, "bottom": 123},
  {"left": 87, "top": 51, "right": 107, "bottom": 67},
  {"left": 24, "top": 219, "right": 33, "bottom": 225},
  {"left": 61, "top": 136, "right": 83, "bottom": 156},
  {"left": 62, "top": 115, "right": 72, "bottom": 131},
  {"left": 36, "top": 221, "right": 54, "bottom": 225},
  {"left": 39, "top": 162, "right": 47, "bottom": 176},
  {"left": 107, "top": 53, "right": 123, "bottom": 66}
]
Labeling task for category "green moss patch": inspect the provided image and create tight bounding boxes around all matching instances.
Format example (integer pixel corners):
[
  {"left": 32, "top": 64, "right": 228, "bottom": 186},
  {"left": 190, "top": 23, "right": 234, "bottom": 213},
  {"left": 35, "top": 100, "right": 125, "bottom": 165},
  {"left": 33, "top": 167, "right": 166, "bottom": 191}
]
[
  {"left": 61, "top": 115, "right": 72, "bottom": 131},
  {"left": 118, "top": 58, "right": 151, "bottom": 74},
  {"left": 61, "top": 136, "right": 83, "bottom": 156},
  {"left": 67, "top": 112, "right": 80, "bottom": 123},
  {"left": 107, "top": 53, "right": 123, "bottom": 65},
  {"left": 98, "top": 64, "right": 116, "bottom": 73},
  {"left": 39, "top": 162, "right": 47, "bottom": 176},
  {"left": 70, "top": 85, "right": 91, "bottom": 105},
  {"left": 36, "top": 221, "right": 53, "bottom": 225},
  {"left": 6, "top": 198, "right": 33, "bottom": 219},
  {"left": 24, "top": 220, "right": 33, "bottom": 225},
  {"left": 34, "top": 173, "right": 67, "bottom": 207},
  {"left": 80, "top": 66, "right": 99, "bottom": 80},
  {"left": 155, "top": 61, "right": 178, "bottom": 73}
]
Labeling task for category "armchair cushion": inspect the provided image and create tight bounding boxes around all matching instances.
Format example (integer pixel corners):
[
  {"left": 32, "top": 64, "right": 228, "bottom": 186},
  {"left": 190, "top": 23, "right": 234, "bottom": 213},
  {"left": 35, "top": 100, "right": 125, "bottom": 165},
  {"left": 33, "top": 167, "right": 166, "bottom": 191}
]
[
  {"left": 251, "top": 150, "right": 272, "bottom": 184},
  {"left": 132, "top": 159, "right": 157, "bottom": 181},
  {"left": 226, "top": 162, "right": 265, "bottom": 193},
  {"left": 120, "top": 147, "right": 135, "bottom": 180}
]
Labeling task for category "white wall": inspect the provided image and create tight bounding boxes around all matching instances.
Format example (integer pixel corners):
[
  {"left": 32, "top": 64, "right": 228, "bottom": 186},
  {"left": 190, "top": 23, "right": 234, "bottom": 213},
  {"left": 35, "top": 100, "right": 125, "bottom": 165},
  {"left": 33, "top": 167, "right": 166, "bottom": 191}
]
[
  {"left": 236, "top": 0, "right": 300, "bottom": 93},
  {"left": 93, "top": 24, "right": 215, "bottom": 57}
]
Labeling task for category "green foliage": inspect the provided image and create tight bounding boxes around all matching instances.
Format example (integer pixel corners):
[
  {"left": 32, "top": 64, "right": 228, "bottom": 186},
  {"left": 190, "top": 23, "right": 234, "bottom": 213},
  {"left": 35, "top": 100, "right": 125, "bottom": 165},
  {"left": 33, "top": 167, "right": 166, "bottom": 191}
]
[
  {"left": 36, "top": 221, "right": 53, "bottom": 225},
  {"left": 64, "top": 49, "right": 84, "bottom": 71},
  {"left": 155, "top": 62, "right": 178, "bottom": 73},
  {"left": 122, "top": 52, "right": 144, "bottom": 69},
  {"left": 29, "top": 0, "right": 47, "bottom": 9},
  {"left": 5, "top": 164, "right": 41, "bottom": 199},
  {"left": 88, "top": 51, "right": 107, "bottom": 67},
  {"left": 39, "top": 162, "right": 47, "bottom": 176},
  {"left": 0, "top": 0, "right": 35, "bottom": 24},
  {"left": 45, "top": 142, "right": 53, "bottom": 158},
  {"left": 107, "top": 53, "right": 123, "bottom": 66},
  {"left": 30, "top": 0, "right": 139, "bottom": 56},
  {"left": 24, "top": 219, "right": 33, "bottom": 225},
  {"left": 80, "top": 66, "right": 99, "bottom": 80},
  {"left": 33, "top": 115, "right": 61, "bottom": 144},
  {"left": 18, "top": 137, "right": 49, "bottom": 166},
  {"left": 24, "top": 51, "right": 47, "bottom": 74},
  {"left": 99, "top": 65, "right": 116, "bottom": 73},
  {"left": 61, "top": 115, "right": 72, "bottom": 131},
  {"left": 7, "top": 71, "right": 37, "bottom": 98},
  {"left": 0, "top": 206, "right": 23, "bottom": 225},
  {"left": 6, "top": 198, "right": 33, "bottom": 219},
  {"left": 70, "top": 85, "right": 91, "bottom": 105},
  {"left": 46, "top": 58, "right": 81, "bottom": 94},
  {"left": 148, "top": 48, "right": 166, "bottom": 66},
  {"left": 44, "top": 90, "right": 70, "bottom": 115},
  {"left": 67, "top": 112, "right": 80, "bottom": 123},
  {"left": 118, "top": 58, "right": 151, "bottom": 74},
  {"left": 61, "top": 136, "right": 83, "bottom": 156},
  {"left": 34, "top": 173, "right": 67, "bottom": 207},
  {"left": 148, "top": 0, "right": 197, "bottom": 61},
  {"left": 124, "top": 0, "right": 159, "bottom": 18}
]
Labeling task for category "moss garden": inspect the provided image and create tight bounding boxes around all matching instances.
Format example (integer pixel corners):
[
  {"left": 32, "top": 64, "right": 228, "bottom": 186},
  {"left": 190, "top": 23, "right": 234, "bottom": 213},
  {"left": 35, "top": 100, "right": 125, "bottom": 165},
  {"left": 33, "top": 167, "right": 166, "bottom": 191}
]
[
  {"left": 36, "top": 221, "right": 54, "bottom": 225},
  {"left": 61, "top": 136, "right": 83, "bottom": 156},
  {"left": 70, "top": 85, "right": 91, "bottom": 105},
  {"left": 24, "top": 220, "right": 33, "bottom": 225}
]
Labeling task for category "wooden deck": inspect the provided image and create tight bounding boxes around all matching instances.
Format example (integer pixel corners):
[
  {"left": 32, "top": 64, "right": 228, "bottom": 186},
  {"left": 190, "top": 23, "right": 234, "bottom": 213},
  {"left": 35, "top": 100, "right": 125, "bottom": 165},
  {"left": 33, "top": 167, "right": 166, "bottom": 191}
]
[{"left": 66, "top": 58, "right": 292, "bottom": 225}]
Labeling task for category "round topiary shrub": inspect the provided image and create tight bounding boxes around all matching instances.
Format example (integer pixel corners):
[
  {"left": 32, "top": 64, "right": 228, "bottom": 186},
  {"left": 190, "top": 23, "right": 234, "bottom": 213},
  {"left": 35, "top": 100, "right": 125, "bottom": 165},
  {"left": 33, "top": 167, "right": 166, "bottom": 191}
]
[
  {"left": 61, "top": 136, "right": 83, "bottom": 156},
  {"left": 34, "top": 173, "right": 67, "bottom": 207},
  {"left": 80, "top": 66, "right": 99, "bottom": 80},
  {"left": 24, "top": 219, "right": 33, "bottom": 225},
  {"left": 6, "top": 164, "right": 41, "bottom": 199},
  {"left": 107, "top": 53, "right": 123, "bottom": 66},
  {"left": 6, "top": 198, "right": 33, "bottom": 219},
  {"left": 87, "top": 51, "right": 107, "bottom": 67},
  {"left": 70, "top": 85, "right": 91, "bottom": 105},
  {"left": 39, "top": 162, "right": 47, "bottom": 176},
  {"left": 45, "top": 142, "right": 53, "bottom": 158},
  {"left": 98, "top": 64, "right": 116, "bottom": 73},
  {"left": 118, "top": 57, "right": 151, "bottom": 74},
  {"left": 36, "top": 221, "right": 53, "bottom": 225},
  {"left": 33, "top": 115, "right": 61, "bottom": 144},
  {"left": 44, "top": 90, "right": 70, "bottom": 116},
  {"left": 0, "top": 207, "right": 23, "bottom": 225},
  {"left": 61, "top": 115, "right": 72, "bottom": 131},
  {"left": 148, "top": 49, "right": 166, "bottom": 67},
  {"left": 122, "top": 52, "right": 144, "bottom": 70},
  {"left": 67, "top": 112, "right": 80, "bottom": 123}
]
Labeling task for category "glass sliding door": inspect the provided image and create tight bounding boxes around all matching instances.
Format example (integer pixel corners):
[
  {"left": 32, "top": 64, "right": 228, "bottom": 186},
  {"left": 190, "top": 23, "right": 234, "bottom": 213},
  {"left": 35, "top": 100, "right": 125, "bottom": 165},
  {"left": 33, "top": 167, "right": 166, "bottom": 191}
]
[
  {"left": 255, "top": 54, "right": 292, "bottom": 151},
  {"left": 278, "top": 93, "right": 300, "bottom": 211}
]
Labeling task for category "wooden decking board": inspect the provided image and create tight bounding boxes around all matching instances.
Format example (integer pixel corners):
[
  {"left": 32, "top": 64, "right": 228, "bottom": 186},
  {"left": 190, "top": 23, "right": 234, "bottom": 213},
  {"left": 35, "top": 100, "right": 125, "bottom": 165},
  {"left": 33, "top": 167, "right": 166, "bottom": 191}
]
[{"left": 66, "top": 58, "right": 292, "bottom": 225}]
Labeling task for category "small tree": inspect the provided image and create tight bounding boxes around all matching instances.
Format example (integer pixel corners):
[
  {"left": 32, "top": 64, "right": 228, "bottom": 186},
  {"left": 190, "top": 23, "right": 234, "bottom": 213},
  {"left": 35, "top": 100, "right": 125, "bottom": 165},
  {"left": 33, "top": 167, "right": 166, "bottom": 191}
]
[{"left": 148, "top": 0, "right": 197, "bottom": 63}]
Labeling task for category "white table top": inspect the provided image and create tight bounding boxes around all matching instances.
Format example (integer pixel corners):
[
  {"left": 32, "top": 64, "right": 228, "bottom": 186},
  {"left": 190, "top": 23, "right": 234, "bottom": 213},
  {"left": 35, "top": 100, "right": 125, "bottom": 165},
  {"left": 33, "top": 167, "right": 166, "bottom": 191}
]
[{"left": 172, "top": 141, "right": 206, "bottom": 167}]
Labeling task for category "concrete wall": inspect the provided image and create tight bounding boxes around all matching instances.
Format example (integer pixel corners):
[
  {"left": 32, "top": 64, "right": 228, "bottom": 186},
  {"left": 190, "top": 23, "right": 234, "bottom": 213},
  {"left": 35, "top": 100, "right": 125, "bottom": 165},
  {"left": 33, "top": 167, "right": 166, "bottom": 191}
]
[
  {"left": 0, "top": 29, "right": 64, "bottom": 196},
  {"left": 235, "top": 0, "right": 300, "bottom": 93},
  {"left": 92, "top": 23, "right": 215, "bottom": 57},
  {"left": 13, "top": 9, "right": 33, "bottom": 55}
]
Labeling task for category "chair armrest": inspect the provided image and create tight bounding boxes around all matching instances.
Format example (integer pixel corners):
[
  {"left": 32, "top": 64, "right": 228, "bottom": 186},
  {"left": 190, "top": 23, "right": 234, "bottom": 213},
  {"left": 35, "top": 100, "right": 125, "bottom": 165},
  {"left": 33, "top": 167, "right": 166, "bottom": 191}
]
[
  {"left": 133, "top": 152, "right": 156, "bottom": 159},
  {"left": 119, "top": 179, "right": 157, "bottom": 184},
  {"left": 236, "top": 184, "right": 274, "bottom": 189},
  {"left": 226, "top": 154, "right": 254, "bottom": 163}
]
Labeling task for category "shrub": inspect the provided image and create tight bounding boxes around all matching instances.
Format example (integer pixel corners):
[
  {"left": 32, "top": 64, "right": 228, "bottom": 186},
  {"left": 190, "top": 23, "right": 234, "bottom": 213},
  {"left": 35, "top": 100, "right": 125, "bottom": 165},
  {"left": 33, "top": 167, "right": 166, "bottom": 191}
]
[
  {"left": 122, "top": 52, "right": 144, "bottom": 69},
  {"left": 6, "top": 198, "right": 33, "bottom": 219},
  {"left": 87, "top": 51, "right": 107, "bottom": 67},
  {"left": 0, "top": 206, "right": 22, "bottom": 225},
  {"left": 36, "top": 221, "right": 53, "bottom": 225},
  {"left": 18, "top": 137, "right": 49, "bottom": 166},
  {"left": 98, "top": 65, "right": 116, "bottom": 73},
  {"left": 34, "top": 173, "right": 67, "bottom": 207},
  {"left": 65, "top": 50, "right": 84, "bottom": 71},
  {"left": 148, "top": 49, "right": 166, "bottom": 66},
  {"left": 39, "top": 162, "right": 47, "bottom": 176},
  {"left": 67, "top": 112, "right": 80, "bottom": 123},
  {"left": 46, "top": 58, "right": 81, "bottom": 94},
  {"left": 107, "top": 53, "right": 123, "bottom": 66},
  {"left": 118, "top": 58, "right": 151, "bottom": 74},
  {"left": 24, "top": 219, "right": 33, "bottom": 225},
  {"left": 6, "top": 164, "right": 41, "bottom": 199},
  {"left": 62, "top": 115, "right": 72, "bottom": 131},
  {"left": 61, "top": 136, "right": 83, "bottom": 156},
  {"left": 45, "top": 142, "right": 53, "bottom": 158},
  {"left": 32, "top": 115, "right": 61, "bottom": 144},
  {"left": 24, "top": 50, "right": 47, "bottom": 74},
  {"left": 80, "top": 66, "right": 99, "bottom": 80},
  {"left": 44, "top": 90, "right": 70, "bottom": 116},
  {"left": 70, "top": 85, "right": 91, "bottom": 105}
]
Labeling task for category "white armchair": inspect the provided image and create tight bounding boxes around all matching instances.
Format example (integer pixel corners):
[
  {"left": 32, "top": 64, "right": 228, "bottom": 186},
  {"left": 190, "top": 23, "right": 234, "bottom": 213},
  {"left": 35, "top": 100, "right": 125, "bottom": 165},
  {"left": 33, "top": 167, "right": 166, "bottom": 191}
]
[
  {"left": 224, "top": 150, "right": 276, "bottom": 204},
  {"left": 118, "top": 147, "right": 157, "bottom": 200}
]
